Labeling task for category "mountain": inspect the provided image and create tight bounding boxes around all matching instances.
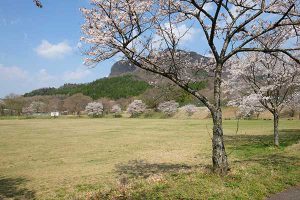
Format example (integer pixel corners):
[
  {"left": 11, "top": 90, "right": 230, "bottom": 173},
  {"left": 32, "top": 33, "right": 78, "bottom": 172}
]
[
  {"left": 24, "top": 50, "right": 211, "bottom": 100},
  {"left": 109, "top": 61, "right": 137, "bottom": 77},
  {"left": 24, "top": 75, "right": 150, "bottom": 100},
  {"left": 108, "top": 50, "right": 213, "bottom": 77}
]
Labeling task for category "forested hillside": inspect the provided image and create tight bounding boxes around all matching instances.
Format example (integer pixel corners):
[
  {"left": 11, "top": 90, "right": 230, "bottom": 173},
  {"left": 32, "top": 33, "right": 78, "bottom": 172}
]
[
  {"left": 23, "top": 51, "right": 211, "bottom": 100},
  {"left": 24, "top": 75, "right": 150, "bottom": 100}
]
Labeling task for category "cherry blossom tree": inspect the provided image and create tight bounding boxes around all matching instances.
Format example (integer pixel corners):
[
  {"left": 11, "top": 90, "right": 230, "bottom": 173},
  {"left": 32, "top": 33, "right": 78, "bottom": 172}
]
[
  {"left": 182, "top": 104, "right": 198, "bottom": 116},
  {"left": 85, "top": 102, "right": 104, "bottom": 117},
  {"left": 22, "top": 101, "right": 46, "bottom": 115},
  {"left": 285, "top": 92, "right": 300, "bottom": 119},
  {"left": 127, "top": 100, "right": 146, "bottom": 117},
  {"left": 30, "top": 101, "right": 46, "bottom": 113},
  {"left": 22, "top": 107, "right": 31, "bottom": 116},
  {"left": 227, "top": 94, "right": 266, "bottom": 119},
  {"left": 157, "top": 100, "right": 179, "bottom": 116},
  {"left": 81, "top": 0, "right": 300, "bottom": 174},
  {"left": 225, "top": 53, "right": 300, "bottom": 147},
  {"left": 111, "top": 104, "right": 122, "bottom": 117}
]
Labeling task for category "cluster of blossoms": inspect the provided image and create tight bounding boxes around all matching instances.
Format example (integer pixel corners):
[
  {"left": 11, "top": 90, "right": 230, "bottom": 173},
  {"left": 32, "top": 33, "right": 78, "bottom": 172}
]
[
  {"left": 181, "top": 104, "right": 198, "bottom": 116},
  {"left": 85, "top": 102, "right": 104, "bottom": 117},
  {"left": 157, "top": 100, "right": 179, "bottom": 116},
  {"left": 225, "top": 52, "right": 300, "bottom": 115},
  {"left": 22, "top": 101, "right": 46, "bottom": 115},
  {"left": 111, "top": 104, "right": 122, "bottom": 117},
  {"left": 127, "top": 100, "right": 146, "bottom": 117},
  {"left": 285, "top": 92, "right": 300, "bottom": 117},
  {"left": 228, "top": 94, "right": 265, "bottom": 119}
]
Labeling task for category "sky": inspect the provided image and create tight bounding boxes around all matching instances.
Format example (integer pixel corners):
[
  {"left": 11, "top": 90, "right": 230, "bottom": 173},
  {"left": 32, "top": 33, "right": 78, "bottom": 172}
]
[
  {"left": 0, "top": 0, "right": 117, "bottom": 98},
  {"left": 0, "top": 0, "right": 206, "bottom": 98}
]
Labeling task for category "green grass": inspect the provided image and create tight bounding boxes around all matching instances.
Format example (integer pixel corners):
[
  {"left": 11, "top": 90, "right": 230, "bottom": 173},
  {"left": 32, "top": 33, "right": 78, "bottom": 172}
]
[{"left": 0, "top": 119, "right": 299, "bottom": 199}]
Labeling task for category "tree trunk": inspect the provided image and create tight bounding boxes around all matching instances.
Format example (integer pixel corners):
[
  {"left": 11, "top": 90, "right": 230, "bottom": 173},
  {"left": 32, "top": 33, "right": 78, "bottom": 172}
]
[
  {"left": 273, "top": 110, "right": 279, "bottom": 147},
  {"left": 212, "top": 109, "right": 229, "bottom": 174},
  {"left": 256, "top": 113, "right": 260, "bottom": 120},
  {"left": 211, "top": 63, "right": 229, "bottom": 175},
  {"left": 290, "top": 109, "right": 295, "bottom": 118}
]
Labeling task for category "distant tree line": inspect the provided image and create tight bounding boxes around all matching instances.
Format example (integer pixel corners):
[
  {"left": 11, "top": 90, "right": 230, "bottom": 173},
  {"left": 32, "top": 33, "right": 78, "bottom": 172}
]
[
  {"left": 0, "top": 92, "right": 207, "bottom": 118},
  {"left": 23, "top": 75, "right": 150, "bottom": 100}
]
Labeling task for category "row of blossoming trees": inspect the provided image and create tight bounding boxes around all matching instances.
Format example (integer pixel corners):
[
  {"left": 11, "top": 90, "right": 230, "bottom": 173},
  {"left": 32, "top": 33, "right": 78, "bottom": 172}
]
[
  {"left": 80, "top": 0, "right": 300, "bottom": 174},
  {"left": 0, "top": 93, "right": 202, "bottom": 118},
  {"left": 84, "top": 99, "right": 200, "bottom": 118}
]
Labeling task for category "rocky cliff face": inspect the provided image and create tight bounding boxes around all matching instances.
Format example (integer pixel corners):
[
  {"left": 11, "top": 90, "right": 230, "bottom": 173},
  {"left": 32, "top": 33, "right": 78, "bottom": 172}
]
[
  {"left": 109, "top": 60, "right": 137, "bottom": 77},
  {"left": 108, "top": 51, "right": 212, "bottom": 77}
]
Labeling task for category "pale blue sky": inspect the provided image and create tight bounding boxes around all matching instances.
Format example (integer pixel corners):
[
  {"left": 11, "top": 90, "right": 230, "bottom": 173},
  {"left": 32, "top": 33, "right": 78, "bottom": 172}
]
[
  {"left": 0, "top": 0, "right": 117, "bottom": 97},
  {"left": 0, "top": 0, "right": 206, "bottom": 98}
]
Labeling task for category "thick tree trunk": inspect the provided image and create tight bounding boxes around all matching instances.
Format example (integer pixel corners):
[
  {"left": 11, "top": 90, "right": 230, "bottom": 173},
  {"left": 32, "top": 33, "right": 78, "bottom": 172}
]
[
  {"left": 273, "top": 110, "right": 279, "bottom": 147},
  {"left": 211, "top": 109, "right": 229, "bottom": 174},
  {"left": 211, "top": 63, "right": 229, "bottom": 175}
]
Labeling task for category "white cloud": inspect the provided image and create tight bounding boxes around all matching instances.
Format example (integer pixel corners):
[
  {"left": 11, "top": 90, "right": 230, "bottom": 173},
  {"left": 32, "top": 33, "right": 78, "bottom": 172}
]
[
  {"left": 204, "top": 52, "right": 214, "bottom": 58},
  {"left": 0, "top": 65, "right": 28, "bottom": 80},
  {"left": 176, "top": 24, "right": 199, "bottom": 43},
  {"left": 35, "top": 40, "right": 72, "bottom": 59},
  {"left": 0, "top": 64, "right": 95, "bottom": 97},
  {"left": 63, "top": 68, "right": 91, "bottom": 81},
  {"left": 152, "top": 23, "right": 200, "bottom": 49},
  {"left": 37, "top": 69, "right": 56, "bottom": 82}
]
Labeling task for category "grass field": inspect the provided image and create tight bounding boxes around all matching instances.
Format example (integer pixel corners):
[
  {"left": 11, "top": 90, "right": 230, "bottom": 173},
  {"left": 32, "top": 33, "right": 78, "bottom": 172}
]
[{"left": 0, "top": 118, "right": 300, "bottom": 199}]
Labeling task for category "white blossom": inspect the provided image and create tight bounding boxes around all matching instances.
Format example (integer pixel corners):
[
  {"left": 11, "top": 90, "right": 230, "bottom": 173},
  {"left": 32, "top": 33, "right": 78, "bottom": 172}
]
[
  {"left": 181, "top": 104, "right": 197, "bottom": 116},
  {"left": 127, "top": 100, "right": 146, "bottom": 117},
  {"left": 111, "top": 104, "right": 122, "bottom": 116},
  {"left": 22, "top": 101, "right": 46, "bottom": 115},
  {"left": 225, "top": 53, "right": 300, "bottom": 115},
  {"left": 157, "top": 100, "right": 179, "bottom": 116},
  {"left": 285, "top": 92, "right": 300, "bottom": 117},
  {"left": 85, "top": 102, "right": 104, "bottom": 117}
]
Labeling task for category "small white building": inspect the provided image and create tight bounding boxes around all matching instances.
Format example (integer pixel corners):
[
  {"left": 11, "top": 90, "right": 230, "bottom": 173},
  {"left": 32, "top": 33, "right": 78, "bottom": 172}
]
[{"left": 50, "top": 112, "right": 60, "bottom": 117}]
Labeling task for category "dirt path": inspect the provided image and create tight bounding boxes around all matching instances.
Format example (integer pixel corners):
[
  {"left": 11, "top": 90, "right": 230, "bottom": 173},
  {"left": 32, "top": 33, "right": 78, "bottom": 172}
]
[{"left": 267, "top": 186, "right": 300, "bottom": 200}]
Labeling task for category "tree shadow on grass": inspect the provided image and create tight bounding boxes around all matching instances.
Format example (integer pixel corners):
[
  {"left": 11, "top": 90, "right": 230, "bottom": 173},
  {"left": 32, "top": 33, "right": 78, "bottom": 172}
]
[
  {"left": 236, "top": 153, "right": 300, "bottom": 167},
  {"left": 224, "top": 129, "right": 300, "bottom": 170},
  {"left": 224, "top": 129, "right": 300, "bottom": 158},
  {"left": 115, "top": 160, "right": 206, "bottom": 180},
  {"left": 114, "top": 130, "right": 300, "bottom": 182},
  {"left": 0, "top": 177, "right": 35, "bottom": 200}
]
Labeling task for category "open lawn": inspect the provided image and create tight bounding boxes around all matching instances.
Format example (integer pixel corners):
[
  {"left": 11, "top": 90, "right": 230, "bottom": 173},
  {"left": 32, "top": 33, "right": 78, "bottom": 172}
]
[{"left": 0, "top": 118, "right": 300, "bottom": 199}]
